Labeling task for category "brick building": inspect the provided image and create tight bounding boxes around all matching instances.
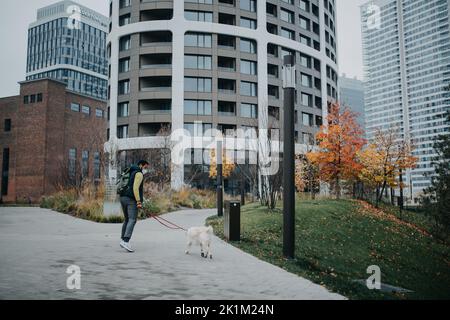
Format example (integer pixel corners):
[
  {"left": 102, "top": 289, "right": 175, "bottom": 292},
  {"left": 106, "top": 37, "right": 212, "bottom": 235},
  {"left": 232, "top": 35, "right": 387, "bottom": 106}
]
[{"left": 0, "top": 78, "right": 107, "bottom": 203}]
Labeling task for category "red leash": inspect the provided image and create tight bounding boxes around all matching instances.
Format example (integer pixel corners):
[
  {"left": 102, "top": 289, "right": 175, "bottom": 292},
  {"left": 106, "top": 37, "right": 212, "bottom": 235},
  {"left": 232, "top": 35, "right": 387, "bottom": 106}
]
[{"left": 150, "top": 214, "right": 187, "bottom": 231}]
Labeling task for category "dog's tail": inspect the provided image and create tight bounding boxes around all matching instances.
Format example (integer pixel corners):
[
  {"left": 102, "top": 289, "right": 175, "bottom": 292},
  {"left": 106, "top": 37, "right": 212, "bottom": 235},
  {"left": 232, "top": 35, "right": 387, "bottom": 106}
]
[{"left": 207, "top": 226, "right": 214, "bottom": 234}]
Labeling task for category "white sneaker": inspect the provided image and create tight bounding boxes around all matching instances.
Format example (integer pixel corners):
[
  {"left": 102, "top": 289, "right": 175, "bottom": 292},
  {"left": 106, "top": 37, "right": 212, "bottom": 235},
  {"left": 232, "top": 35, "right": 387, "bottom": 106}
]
[{"left": 120, "top": 241, "right": 135, "bottom": 253}]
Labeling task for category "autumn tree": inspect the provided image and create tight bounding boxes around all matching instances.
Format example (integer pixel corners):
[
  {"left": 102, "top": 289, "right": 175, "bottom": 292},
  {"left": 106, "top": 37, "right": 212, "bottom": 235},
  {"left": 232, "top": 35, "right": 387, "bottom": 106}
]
[
  {"left": 209, "top": 149, "right": 236, "bottom": 179},
  {"left": 307, "top": 103, "right": 366, "bottom": 199},
  {"left": 295, "top": 155, "right": 320, "bottom": 199},
  {"left": 358, "top": 127, "right": 417, "bottom": 206}
]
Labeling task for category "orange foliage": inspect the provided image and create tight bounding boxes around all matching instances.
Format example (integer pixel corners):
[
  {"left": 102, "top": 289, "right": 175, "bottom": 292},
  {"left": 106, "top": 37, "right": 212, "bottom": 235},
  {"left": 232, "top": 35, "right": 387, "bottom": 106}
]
[{"left": 307, "top": 103, "right": 366, "bottom": 197}]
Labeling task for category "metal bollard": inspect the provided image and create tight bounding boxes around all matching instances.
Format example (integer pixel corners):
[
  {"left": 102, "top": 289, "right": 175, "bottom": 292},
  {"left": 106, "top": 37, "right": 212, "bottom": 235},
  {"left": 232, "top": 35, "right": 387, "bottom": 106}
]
[{"left": 224, "top": 201, "right": 241, "bottom": 241}]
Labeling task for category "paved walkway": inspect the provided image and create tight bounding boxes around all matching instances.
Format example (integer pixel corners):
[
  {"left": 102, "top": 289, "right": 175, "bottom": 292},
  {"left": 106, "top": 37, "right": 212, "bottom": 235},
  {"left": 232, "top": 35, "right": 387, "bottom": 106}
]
[{"left": 0, "top": 207, "right": 345, "bottom": 300}]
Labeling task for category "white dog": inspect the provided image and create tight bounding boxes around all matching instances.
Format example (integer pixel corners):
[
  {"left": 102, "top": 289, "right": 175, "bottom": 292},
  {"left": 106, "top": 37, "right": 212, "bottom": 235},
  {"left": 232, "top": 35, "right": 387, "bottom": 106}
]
[{"left": 185, "top": 226, "right": 213, "bottom": 259}]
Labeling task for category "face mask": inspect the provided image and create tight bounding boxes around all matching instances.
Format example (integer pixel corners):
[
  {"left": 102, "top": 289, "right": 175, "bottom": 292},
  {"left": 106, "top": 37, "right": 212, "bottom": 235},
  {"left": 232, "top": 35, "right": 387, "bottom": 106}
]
[{"left": 142, "top": 169, "right": 149, "bottom": 175}]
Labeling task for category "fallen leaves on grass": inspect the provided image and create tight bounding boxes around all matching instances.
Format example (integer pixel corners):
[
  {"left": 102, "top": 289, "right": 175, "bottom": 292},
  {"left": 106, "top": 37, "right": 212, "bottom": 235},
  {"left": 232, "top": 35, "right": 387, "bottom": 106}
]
[{"left": 356, "top": 200, "right": 433, "bottom": 239}]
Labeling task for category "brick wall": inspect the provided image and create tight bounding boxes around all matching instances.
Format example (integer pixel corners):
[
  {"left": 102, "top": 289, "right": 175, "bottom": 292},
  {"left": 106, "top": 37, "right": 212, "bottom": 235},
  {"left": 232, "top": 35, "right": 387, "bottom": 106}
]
[{"left": 0, "top": 79, "right": 107, "bottom": 203}]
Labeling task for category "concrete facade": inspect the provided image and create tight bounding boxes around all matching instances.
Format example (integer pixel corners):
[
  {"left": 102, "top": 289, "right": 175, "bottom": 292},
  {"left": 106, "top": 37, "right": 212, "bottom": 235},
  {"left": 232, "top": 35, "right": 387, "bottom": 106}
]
[
  {"left": 0, "top": 79, "right": 107, "bottom": 203},
  {"left": 107, "top": 0, "right": 339, "bottom": 190}
]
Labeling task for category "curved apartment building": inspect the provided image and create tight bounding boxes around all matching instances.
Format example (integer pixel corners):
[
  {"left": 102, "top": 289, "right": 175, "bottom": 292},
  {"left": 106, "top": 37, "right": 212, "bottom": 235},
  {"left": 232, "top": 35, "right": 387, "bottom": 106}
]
[{"left": 107, "top": 0, "right": 338, "bottom": 189}]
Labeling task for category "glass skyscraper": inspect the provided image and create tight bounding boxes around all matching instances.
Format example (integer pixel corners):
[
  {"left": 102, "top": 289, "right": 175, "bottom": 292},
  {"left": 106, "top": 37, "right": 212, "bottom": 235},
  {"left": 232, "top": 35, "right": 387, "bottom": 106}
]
[
  {"left": 361, "top": 0, "right": 450, "bottom": 203},
  {"left": 26, "top": 0, "right": 109, "bottom": 100},
  {"left": 339, "top": 75, "right": 365, "bottom": 132}
]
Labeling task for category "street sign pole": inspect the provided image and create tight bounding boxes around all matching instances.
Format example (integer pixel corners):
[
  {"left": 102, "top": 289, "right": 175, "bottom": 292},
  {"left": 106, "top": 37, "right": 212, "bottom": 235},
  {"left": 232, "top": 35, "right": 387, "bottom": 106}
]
[{"left": 282, "top": 55, "right": 296, "bottom": 259}]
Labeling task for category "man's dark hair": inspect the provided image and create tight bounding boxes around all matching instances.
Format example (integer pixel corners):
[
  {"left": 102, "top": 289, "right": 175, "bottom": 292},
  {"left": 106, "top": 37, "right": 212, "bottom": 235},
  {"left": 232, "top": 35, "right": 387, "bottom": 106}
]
[{"left": 137, "top": 160, "right": 149, "bottom": 167}]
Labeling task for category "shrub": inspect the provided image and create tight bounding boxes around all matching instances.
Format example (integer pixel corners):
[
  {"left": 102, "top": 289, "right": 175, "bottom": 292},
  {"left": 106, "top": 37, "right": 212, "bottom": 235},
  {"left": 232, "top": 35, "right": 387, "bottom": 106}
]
[{"left": 41, "top": 184, "right": 217, "bottom": 224}]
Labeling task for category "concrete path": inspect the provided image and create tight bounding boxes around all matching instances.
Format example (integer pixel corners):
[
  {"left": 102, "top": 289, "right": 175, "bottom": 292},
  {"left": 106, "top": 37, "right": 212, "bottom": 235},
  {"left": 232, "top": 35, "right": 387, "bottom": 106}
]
[{"left": 0, "top": 207, "right": 345, "bottom": 300}]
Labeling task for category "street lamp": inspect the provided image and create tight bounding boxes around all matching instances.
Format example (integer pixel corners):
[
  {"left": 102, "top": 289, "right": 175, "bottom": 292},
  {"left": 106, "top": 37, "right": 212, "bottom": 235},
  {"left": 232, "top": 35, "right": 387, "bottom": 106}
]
[{"left": 282, "top": 55, "right": 296, "bottom": 259}]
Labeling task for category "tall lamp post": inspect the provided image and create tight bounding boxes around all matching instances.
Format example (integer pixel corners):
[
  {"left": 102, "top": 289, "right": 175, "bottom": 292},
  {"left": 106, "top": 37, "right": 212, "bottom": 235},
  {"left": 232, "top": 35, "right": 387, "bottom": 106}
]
[{"left": 282, "top": 55, "right": 296, "bottom": 259}]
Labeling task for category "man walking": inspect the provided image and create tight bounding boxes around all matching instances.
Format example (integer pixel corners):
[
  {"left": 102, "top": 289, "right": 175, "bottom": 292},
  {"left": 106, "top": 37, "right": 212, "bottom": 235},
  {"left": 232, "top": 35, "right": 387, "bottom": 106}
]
[{"left": 119, "top": 160, "right": 149, "bottom": 252}]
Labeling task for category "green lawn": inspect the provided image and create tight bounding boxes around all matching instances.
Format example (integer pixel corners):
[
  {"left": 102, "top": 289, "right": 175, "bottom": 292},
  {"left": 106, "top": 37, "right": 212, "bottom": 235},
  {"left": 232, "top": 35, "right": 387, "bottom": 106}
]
[{"left": 207, "top": 199, "right": 450, "bottom": 300}]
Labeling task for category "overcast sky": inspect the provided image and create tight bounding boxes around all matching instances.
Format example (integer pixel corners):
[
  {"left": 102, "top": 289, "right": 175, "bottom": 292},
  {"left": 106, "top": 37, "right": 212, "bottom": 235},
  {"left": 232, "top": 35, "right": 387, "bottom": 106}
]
[{"left": 0, "top": 0, "right": 367, "bottom": 97}]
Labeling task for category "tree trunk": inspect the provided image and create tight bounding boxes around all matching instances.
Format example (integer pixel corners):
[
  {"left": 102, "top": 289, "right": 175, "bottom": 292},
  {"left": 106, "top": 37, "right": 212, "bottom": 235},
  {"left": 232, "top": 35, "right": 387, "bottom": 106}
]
[{"left": 336, "top": 177, "right": 341, "bottom": 200}]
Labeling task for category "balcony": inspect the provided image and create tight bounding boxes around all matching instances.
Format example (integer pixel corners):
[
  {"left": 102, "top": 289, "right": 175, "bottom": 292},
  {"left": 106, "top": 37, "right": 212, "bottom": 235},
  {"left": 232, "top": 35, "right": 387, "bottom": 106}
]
[
  {"left": 138, "top": 123, "right": 171, "bottom": 137},
  {"left": 268, "top": 64, "right": 279, "bottom": 78},
  {"left": 218, "top": 78, "right": 236, "bottom": 94},
  {"left": 218, "top": 101, "right": 236, "bottom": 117},
  {"left": 218, "top": 56, "right": 236, "bottom": 72},
  {"left": 266, "top": 3, "right": 277, "bottom": 17},
  {"left": 140, "top": 53, "right": 172, "bottom": 69},
  {"left": 218, "top": 124, "right": 237, "bottom": 137},
  {"left": 218, "top": 34, "right": 236, "bottom": 50},
  {"left": 218, "top": 0, "right": 235, "bottom": 7},
  {"left": 219, "top": 13, "right": 236, "bottom": 26},
  {"left": 140, "top": 31, "right": 172, "bottom": 46},
  {"left": 139, "top": 99, "right": 172, "bottom": 114},
  {"left": 140, "top": 76, "right": 172, "bottom": 92},
  {"left": 140, "top": 9, "right": 173, "bottom": 22},
  {"left": 268, "top": 85, "right": 279, "bottom": 99}
]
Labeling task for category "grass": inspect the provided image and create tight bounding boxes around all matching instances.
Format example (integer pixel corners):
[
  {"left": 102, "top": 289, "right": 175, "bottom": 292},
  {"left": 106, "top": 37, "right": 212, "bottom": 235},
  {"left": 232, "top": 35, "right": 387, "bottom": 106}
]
[{"left": 207, "top": 199, "right": 450, "bottom": 300}]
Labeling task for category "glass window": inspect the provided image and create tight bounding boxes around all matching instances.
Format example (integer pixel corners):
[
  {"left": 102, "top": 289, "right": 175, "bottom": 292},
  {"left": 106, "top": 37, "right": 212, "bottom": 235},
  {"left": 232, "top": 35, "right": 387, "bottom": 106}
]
[
  {"left": 240, "top": 0, "right": 257, "bottom": 12},
  {"left": 119, "top": 58, "right": 130, "bottom": 73},
  {"left": 185, "top": 0, "right": 212, "bottom": 3},
  {"left": 240, "top": 17, "right": 257, "bottom": 29},
  {"left": 82, "top": 105, "right": 91, "bottom": 115},
  {"left": 93, "top": 152, "right": 101, "bottom": 180},
  {"left": 281, "top": 9, "right": 295, "bottom": 24},
  {"left": 299, "top": 16, "right": 310, "bottom": 30},
  {"left": 300, "top": 54, "right": 311, "bottom": 68},
  {"left": 82, "top": 151, "right": 89, "bottom": 178},
  {"left": 185, "top": 11, "right": 213, "bottom": 22},
  {"left": 281, "top": 28, "right": 295, "bottom": 40},
  {"left": 185, "top": 33, "right": 212, "bottom": 47},
  {"left": 118, "top": 125, "right": 128, "bottom": 139},
  {"left": 240, "top": 38, "right": 256, "bottom": 54},
  {"left": 71, "top": 103, "right": 80, "bottom": 112},
  {"left": 118, "top": 102, "right": 129, "bottom": 117},
  {"left": 118, "top": 80, "right": 130, "bottom": 95},
  {"left": 301, "top": 93, "right": 312, "bottom": 107},
  {"left": 302, "top": 113, "right": 313, "bottom": 126},
  {"left": 119, "top": 14, "right": 131, "bottom": 26},
  {"left": 68, "top": 148, "right": 76, "bottom": 179},
  {"left": 4, "top": 119, "right": 11, "bottom": 132},
  {"left": 96, "top": 108, "right": 104, "bottom": 118},
  {"left": 119, "top": 36, "right": 131, "bottom": 51},
  {"left": 240, "top": 81, "right": 257, "bottom": 96},
  {"left": 299, "top": 0, "right": 310, "bottom": 12},
  {"left": 241, "top": 103, "right": 258, "bottom": 118},
  {"left": 184, "top": 100, "right": 212, "bottom": 115},
  {"left": 301, "top": 73, "right": 312, "bottom": 87},
  {"left": 184, "top": 77, "right": 212, "bottom": 92},
  {"left": 184, "top": 55, "right": 212, "bottom": 69},
  {"left": 240, "top": 60, "right": 257, "bottom": 75}
]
